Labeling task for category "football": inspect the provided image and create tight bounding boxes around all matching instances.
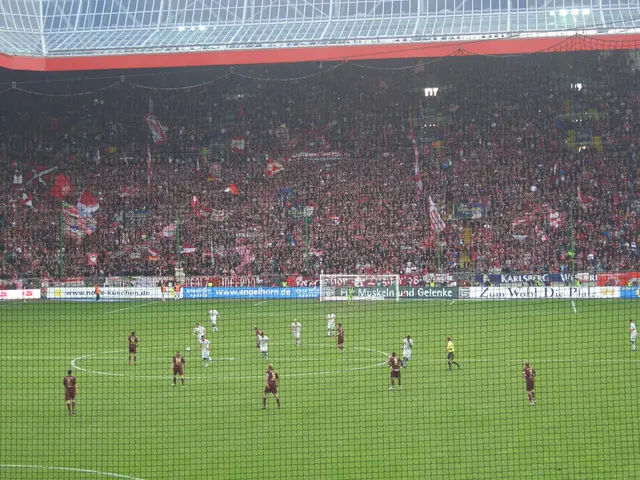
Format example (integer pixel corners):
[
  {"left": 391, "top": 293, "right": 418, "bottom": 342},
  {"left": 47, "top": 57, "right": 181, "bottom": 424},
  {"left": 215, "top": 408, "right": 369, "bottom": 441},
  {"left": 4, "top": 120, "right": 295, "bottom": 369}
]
[{"left": 186, "top": 347, "right": 191, "bottom": 352}]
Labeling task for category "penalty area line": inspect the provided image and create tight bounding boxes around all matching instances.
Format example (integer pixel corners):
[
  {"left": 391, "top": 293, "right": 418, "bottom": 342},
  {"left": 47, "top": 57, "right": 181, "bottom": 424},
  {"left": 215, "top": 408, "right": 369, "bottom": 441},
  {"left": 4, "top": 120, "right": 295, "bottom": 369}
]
[
  {"left": 571, "top": 300, "right": 577, "bottom": 314},
  {"left": 449, "top": 300, "right": 457, "bottom": 306},
  {"left": 107, "top": 301, "right": 158, "bottom": 315},
  {"left": 0, "top": 465, "right": 146, "bottom": 480}
]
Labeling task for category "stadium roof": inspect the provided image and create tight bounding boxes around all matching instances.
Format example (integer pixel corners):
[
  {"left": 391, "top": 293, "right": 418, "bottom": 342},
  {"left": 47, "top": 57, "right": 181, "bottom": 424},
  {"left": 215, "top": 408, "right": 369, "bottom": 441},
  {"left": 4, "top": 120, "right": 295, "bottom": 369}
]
[{"left": 0, "top": 0, "right": 638, "bottom": 70}]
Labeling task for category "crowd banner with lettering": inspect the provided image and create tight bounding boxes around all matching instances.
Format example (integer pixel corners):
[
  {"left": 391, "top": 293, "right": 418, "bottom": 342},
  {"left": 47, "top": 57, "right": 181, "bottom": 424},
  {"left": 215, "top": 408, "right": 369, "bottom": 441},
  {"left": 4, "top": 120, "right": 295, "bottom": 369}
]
[
  {"left": 620, "top": 287, "right": 640, "bottom": 299},
  {"left": 475, "top": 273, "right": 595, "bottom": 285},
  {"left": 597, "top": 272, "right": 640, "bottom": 287},
  {"left": 182, "top": 287, "right": 320, "bottom": 299},
  {"left": 467, "top": 286, "right": 619, "bottom": 299},
  {"left": 452, "top": 203, "right": 489, "bottom": 219},
  {"left": 49, "top": 287, "right": 166, "bottom": 300},
  {"left": 0, "top": 289, "right": 41, "bottom": 300}
]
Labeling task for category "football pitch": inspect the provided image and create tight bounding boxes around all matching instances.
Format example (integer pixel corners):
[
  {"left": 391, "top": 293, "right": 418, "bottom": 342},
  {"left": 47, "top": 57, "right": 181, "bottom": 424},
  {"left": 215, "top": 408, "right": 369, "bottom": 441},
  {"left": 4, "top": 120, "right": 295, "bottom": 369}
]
[{"left": 2, "top": 298, "right": 638, "bottom": 479}]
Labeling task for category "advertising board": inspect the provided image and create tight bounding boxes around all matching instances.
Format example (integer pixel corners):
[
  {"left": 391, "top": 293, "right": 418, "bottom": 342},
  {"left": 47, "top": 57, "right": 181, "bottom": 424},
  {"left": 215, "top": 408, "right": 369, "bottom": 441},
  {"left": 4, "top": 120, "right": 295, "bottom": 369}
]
[
  {"left": 0, "top": 289, "right": 41, "bottom": 300},
  {"left": 468, "top": 286, "right": 619, "bottom": 299}
]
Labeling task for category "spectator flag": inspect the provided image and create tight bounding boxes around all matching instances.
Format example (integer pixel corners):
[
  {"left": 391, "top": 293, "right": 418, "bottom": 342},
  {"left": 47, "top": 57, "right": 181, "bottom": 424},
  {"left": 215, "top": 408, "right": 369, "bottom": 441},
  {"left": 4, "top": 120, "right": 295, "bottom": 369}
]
[
  {"left": 577, "top": 187, "right": 594, "bottom": 209},
  {"left": 25, "top": 165, "right": 58, "bottom": 186},
  {"left": 230, "top": 137, "right": 245, "bottom": 152},
  {"left": 211, "top": 209, "right": 226, "bottom": 222},
  {"left": 21, "top": 192, "right": 33, "bottom": 208},
  {"left": 181, "top": 244, "right": 197, "bottom": 255},
  {"left": 535, "top": 226, "right": 549, "bottom": 242},
  {"left": 95, "top": 149, "right": 101, "bottom": 167},
  {"left": 191, "top": 196, "right": 212, "bottom": 219},
  {"left": 145, "top": 114, "right": 167, "bottom": 145},
  {"left": 429, "top": 196, "right": 446, "bottom": 234},
  {"left": 87, "top": 252, "right": 98, "bottom": 266},
  {"left": 266, "top": 157, "right": 283, "bottom": 177},
  {"left": 147, "top": 145, "right": 153, "bottom": 192},
  {"left": 77, "top": 189, "right": 100, "bottom": 217},
  {"left": 549, "top": 210, "right": 563, "bottom": 228},
  {"left": 49, "top": 173, "right": 73, "bottom": 200},
  {"left": 408, "top": 118, "right": 422, "bottom": 199},
  {"left": 161, "top": 224, "right": 177, "bottom": 239},
  {"left": 225, "top": 184, "right": 239, "bottom": 195},
  {"left": 235, "top": 244, "right": 255, "bottom": 273}
]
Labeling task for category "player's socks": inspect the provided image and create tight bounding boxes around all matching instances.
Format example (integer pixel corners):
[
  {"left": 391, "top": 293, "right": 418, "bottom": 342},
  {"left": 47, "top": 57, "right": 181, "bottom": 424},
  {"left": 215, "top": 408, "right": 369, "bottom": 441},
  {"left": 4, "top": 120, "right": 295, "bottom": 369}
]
[
  {"left": 263, "top": 398, "right": 267, "bottom": 408},
  {"left": 276, "top": 398, "right": 280, "bottom": 408}
]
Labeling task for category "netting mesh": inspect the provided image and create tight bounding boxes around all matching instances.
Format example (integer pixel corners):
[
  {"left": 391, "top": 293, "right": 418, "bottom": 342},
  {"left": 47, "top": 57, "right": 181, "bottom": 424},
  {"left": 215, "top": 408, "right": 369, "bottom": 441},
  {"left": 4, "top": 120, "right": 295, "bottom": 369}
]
[{"left": 1, "top": 36, "right": 640, "bottom": 479}]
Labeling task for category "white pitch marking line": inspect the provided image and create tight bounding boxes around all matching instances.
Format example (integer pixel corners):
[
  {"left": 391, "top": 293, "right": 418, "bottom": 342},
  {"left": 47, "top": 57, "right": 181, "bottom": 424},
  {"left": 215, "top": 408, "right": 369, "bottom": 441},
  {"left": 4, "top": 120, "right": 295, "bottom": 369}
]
[
  {"left": 107, "top": 301, "right": 158, "bottom": 315},
  {"left": 70, "top": 344, "right": 389, "bottom": 380},
  {"left": 449, "top": 300, "right": 457, "bottom": 306},
  {"left": 253, "top": 301, "right": 268, "bottom": 306},
  {"left": 571, "top": 300, "right": 577, "bottom": 313},
  {"left": 0, "top": 465, "right": 146, "bottom": 480}
]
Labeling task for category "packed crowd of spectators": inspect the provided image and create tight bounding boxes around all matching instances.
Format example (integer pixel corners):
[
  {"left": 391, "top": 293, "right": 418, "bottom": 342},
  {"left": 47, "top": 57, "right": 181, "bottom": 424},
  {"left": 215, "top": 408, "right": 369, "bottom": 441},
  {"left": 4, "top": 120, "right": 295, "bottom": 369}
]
[{"left": 0, "top": 51, "right": 639, "bottom": 279}]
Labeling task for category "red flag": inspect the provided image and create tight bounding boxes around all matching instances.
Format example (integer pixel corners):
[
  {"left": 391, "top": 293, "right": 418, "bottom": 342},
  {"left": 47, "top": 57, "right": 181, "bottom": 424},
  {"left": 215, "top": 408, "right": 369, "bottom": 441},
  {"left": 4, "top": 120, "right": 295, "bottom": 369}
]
[
  {"left": 145, "top": 114, "right": 167, "bottom": 145},
  {"left": 577, "top": 187, "right": 594, "bottom": 209},
  {"left": 191, "top": 196, "right": 212, "bottom": 219},
  {"left": 265, "top": 157, "right": 283, "bottom": 177},
  {"left": 49, "top": 174, "right": 73, "bottom": 200},
  {"left": 147, "top": 145, "right": 153, "bottom": 192},
  {"left": 225, "top": 184, "right": 239, "bottom": 195},
  {"left": 87, "top": 252, "right": 98, "bottom": 265}
]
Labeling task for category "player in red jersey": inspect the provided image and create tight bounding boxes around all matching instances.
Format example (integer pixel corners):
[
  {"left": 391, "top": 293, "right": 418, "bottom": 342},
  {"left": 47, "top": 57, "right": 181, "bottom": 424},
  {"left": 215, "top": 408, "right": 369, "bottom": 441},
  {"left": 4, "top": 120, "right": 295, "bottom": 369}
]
[
  {"left": 127, "top": 331, "right": 139, "bottom": 365},
  {"left": 523, "top": 362, "right": 536, "bottom": 406},
  {"left": 388, "top": 352, "right": 402, "bottom": 390},
  {"left": 63, "top": 369, "right": 77, "bottom": 416},
  {"left": 337, "top": 324, "right": 344, "bottom": 353},
  {"left": 254, "top": 326, "right": 264, "bottom": 348},
  {"left": 173, "top": 351, "right": 186, "bottom": 386},
  {"left": 262, "top": 364, "right": 280, "bottom": 409}
]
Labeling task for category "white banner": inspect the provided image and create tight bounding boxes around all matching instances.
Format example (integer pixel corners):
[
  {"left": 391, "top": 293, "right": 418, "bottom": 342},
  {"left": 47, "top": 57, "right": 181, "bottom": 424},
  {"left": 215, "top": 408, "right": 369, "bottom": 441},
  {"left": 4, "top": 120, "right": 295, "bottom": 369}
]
[
  {"left": 0, "top": 289, "right": 41, "bottom": 300},
  {"left": 468, "top": 286, "right": 619, "bottom": 300},
  {"left": 50, "top": 287, "right": 168, "bottom": 300}
]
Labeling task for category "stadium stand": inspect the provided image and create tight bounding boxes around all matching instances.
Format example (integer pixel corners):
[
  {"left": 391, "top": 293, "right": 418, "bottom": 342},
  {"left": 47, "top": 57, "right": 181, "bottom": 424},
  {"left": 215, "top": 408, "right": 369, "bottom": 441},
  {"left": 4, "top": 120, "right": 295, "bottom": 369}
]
[{"left": 1, "top": 52, "right": 638, "bottom": 282}]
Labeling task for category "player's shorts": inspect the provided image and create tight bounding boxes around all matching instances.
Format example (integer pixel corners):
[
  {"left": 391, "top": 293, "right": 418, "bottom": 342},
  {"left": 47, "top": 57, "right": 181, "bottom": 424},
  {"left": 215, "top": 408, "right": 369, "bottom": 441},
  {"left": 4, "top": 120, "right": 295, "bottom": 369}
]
[
  {"left": 65, "top": 389, "right": 77, "bottom": 401},
  {"left": 337, "top": 336, "right": 344, "bottom": 345},
  {"left": 129, "top": 345, "right": 137, "bottom": 354},
  {"left": 328, "top": 323, "right": 335, "bottom": 330},
  {"left": 95, "top": 294, "right": 100, "bottom": 300},
  {"left": 173, "top": 367, "right": 184, "bottom": 375},
  {"left": 403, "top": 351, "right": 412, "bottom": 360},
  {"left": 202, "top": 354, "right": 210, "bottom": 360},
  {"left": 526, "top": 380, "right": 535, "bottom": 392},
  {"left": 447, "top": 352, "right": 455, "bottom": 361},
  {"left": 264, "top": 384, "right": 277, "bottom": 394},
  {"left": 293, "top": 333, "right": 301, "bottom": 339},
  {"left": 390, "top": 370, "right": 400, "bottom": 379},
  {"left": 260, "top": 347, "right": 268, "bottom": 353},
  {"left": 631, "top": 333, "right": 637, "bottom": 342}
]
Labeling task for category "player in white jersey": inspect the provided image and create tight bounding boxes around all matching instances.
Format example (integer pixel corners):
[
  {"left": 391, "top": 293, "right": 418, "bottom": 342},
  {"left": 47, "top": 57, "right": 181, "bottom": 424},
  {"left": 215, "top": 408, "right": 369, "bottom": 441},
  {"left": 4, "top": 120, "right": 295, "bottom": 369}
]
[
  {"left": 326, "top": 313, "right": 336, "bottom": 337},
  {"left": 630, "top": 319, "right": 637, "bottom": 351},
  {"left": 258, "top": 335, "right": 269, "bottom": 359},
  {"left": 402, "top": 335, "right": 414, "bottom": 368},
  {"left": 209, "top": 308, "right": 220, "bottom": 332},
  {"left": 291, "top": 320, "right": 302, "bottom": 346},
  {"left": 193, "top": 323, "right": 206, "bottom": 342},
  {"left": 200, "top": 336, "right": 211, "bottom": 367}
]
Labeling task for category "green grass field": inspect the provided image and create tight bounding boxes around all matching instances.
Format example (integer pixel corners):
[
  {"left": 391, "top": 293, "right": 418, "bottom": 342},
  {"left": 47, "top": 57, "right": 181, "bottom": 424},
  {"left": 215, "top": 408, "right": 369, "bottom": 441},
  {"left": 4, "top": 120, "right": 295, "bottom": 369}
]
[{"left": 1, "top": 298, "right": 639, "bottom": 479}]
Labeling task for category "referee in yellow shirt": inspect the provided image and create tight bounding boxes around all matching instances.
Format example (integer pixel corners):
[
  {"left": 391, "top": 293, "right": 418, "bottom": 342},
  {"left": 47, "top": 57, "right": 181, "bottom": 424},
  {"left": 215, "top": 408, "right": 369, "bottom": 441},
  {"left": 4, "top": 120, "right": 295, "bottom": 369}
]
[{"left": 446, "top": 337, "right": 461, "bottom": 371}]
